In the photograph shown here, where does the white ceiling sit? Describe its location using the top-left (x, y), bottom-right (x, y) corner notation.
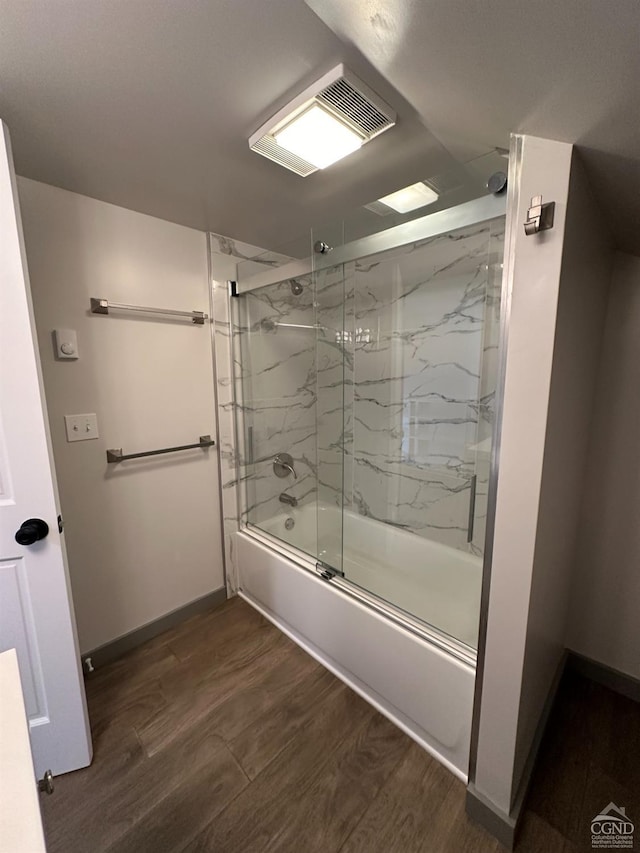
top-left (0, 0), bottom-right (460, 251)
top-left (307, 0), bottom-right (640, 255)
top-left (1, 1), bottom-right (638, 254)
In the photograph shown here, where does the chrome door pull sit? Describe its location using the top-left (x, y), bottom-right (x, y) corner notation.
top-left (467, 476), bottom-right (477, 544)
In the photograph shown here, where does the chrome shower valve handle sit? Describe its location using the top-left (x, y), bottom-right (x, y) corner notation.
top-left (273, 453), bottom-right (297, 479)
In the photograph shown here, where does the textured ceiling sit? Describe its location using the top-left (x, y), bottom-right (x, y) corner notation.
top-left (1, 1), bottom-right (638, 254)
top-left (307, 0), bottom-right (640, 255)
top-left (0, 0), bottom-right (460, 251)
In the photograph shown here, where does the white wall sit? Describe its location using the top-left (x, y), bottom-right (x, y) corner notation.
top-left (568, 251), bottom-right (640, 680)
top-left (18, 178), bottom-right (224, 653)
top-left (512, 155), bottom-right (612, 788)
top-left (472, 137), bottom-right (612, 818)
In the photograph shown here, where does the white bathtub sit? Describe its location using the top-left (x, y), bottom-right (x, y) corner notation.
top-left (236, 502), bottom-right (481, 780)
top-left (258, 503), bottom-right (483, 649)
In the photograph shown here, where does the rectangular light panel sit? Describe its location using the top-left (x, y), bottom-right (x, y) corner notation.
top-left (378, 182), bottom-right (440, 213)
top-left (274, 104), bottom-right (363, 170)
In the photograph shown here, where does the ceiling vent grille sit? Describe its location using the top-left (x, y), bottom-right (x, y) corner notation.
top-left (316, 79), bottom-right (393, 138)
top-left (251, 136), bottom-right (316, 178)
top-left (423, 173), bottom-right (464, 196)
top-left (363, 200), bottom-right (395, 217)
top-left (249, 64), bottom-right (396, 177)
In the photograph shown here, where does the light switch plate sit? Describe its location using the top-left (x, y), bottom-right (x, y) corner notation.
top-left (65, 413), bottom-right (99, 442)
top-left (54, 329), bottom-right (79, 360)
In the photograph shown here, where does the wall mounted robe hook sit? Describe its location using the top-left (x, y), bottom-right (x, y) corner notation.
top-left (524, 195), bottom-right (555, 235)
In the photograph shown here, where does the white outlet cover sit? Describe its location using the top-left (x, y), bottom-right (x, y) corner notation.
top-left (64, 413), bottom-right (99, 443)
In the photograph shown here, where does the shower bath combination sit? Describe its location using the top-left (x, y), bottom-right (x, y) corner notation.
top-left (215, 176), bottom-right (508, 778)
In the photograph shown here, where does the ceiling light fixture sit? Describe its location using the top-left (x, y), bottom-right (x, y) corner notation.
top-left (377, 182), bottom-right (440, 213)
top-left (274, 104), bottom-right (363, 170)
top-left (249, 64), bottom-right (396, 177)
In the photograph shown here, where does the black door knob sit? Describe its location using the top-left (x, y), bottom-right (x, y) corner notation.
top-left (15, 518), bottom-right (49, 546)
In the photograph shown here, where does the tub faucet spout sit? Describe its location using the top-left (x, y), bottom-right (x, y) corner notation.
top-left (279, 493), bottom-right (298, 507)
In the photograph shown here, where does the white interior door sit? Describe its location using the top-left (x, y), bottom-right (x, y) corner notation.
top-left (0, 120), bottom-right (92, 778)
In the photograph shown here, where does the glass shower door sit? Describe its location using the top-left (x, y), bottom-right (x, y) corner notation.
top-left (231, 152), bottom-right (508, 650)
top-left (312, 215), bottom-right (504, 649)
top-left (313, 260), bottom-right (347, 576)
top-left (234, 276), bottom-right (320, 561)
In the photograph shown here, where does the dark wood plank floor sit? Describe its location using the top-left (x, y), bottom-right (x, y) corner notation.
top-left (41, 598), bottom-right (640, 853)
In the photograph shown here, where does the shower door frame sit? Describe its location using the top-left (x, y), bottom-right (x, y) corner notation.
top-left (229, 191), bottom-right (507, 668)
top-left (235, 194), bottom-right (506, 295)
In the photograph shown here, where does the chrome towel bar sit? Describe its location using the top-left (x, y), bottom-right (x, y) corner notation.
top-left (106, 435), bottom-right (215, 463)
top-left (90, 297), bottom-right (208, 324)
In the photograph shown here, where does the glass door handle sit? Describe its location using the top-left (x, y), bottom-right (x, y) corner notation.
top-left (467, 476), bottom-right (477, 543)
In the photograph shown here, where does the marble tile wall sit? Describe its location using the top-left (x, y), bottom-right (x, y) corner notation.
top-left (337, 219), bottom-right (505, 553)
top-left (471, 219), bottom-right (505, 555)
top-left (209, 233), bottom-right (296, 594)
top-left (210, 217), bottom-right (505, 591)
top-left (234, 276), bottom-right (318, 530)
top-left (313, 262), bottom-right (354, 568)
